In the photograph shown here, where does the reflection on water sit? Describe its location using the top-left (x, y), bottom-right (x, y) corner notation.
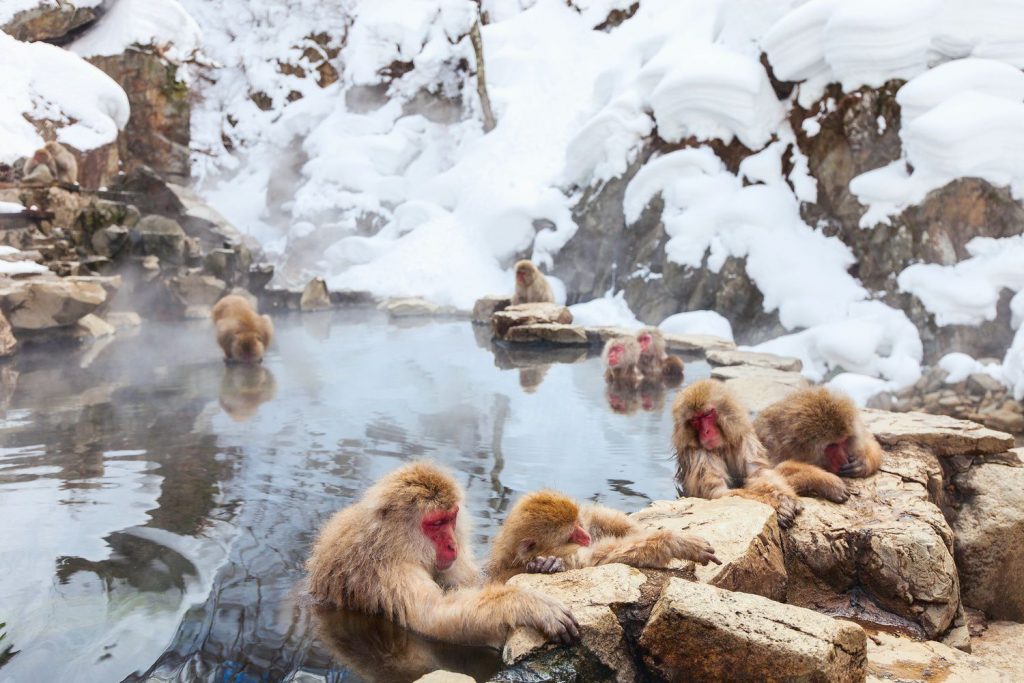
top-left (0, 311), bottom-right (710, 682)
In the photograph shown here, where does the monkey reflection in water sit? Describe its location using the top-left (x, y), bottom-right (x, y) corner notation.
top-left (219, 364), bottom-right (277, 422)
top-left (312, 606), bottom-right (502, 683)
top-left (605, 377), bottom-right (681, 415)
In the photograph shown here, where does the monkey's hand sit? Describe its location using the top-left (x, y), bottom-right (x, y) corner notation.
top-left (838, 455), bottom-right (868, 478)
top-left (819, 471), bottom-right (850, 503)
top-left (673, 533), bottom-right (722, 566)
top-left (526, 556), bottom-right (566, 574)
top-left (521, 593), bottom-right (580, 645)
top-left (775, 494), bottom-right (803, 529)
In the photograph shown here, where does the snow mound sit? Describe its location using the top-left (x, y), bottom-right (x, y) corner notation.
top-left (0, 32), bottom-right (130, 160)
top-left (897, 234), bottom-right (1024, 326)
top-left (1005, 328), bottom-right (1024, 400)
top-left (659, 310), bottom-right (734, 341)
top-left (70, 0), bottom-right (201, 65)
top-left (569, 292), bottom-right (642, 329)
top-left (938, 352), bottom-right (1003, 383)
top-left (896, 58), bottom-right (1024, 124)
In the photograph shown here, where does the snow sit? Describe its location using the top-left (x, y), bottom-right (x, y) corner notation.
top-left (659, 310), bottom-right (734, 341)
top-left (1005, 328), bottom-right (1024, 399)
top-left (897, 235), bottom-right (1024, 326)
top-left (70, 0), bottom-right (201, 65)
top-left (569, 292), bottom-right (642, 329)
top-left (826, 373), bottom-right (893, 406)
top-left (0, 33), bottom-right (130, 161)
top-left (938, 352), bottom-right (1003, 383)
top-left (0, 202), bottom-right (24, 214)
top-left (0, 245), bottom-right (49, 275)
top-left (895, 58), bottom-right (1024, 125)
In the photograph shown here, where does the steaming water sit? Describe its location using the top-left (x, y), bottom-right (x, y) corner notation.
top-left (0, 311), bottom-right (710, 683)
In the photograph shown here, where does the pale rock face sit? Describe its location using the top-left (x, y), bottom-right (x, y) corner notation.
top-left (490, 302), bottom-right (573, 339)
top-left (639, 578), bottom-right (866, 683)
top-left (0, 275), bottom-right (107, 329)
top-left (860, 409), bottom-right (1015, 456)
top-left (710, 364), bottom-right (810, 413)
top-left (866, 630), bottom-right (1012, 683)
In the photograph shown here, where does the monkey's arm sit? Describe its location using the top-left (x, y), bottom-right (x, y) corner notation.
top-left (579, 504), bottom-right (640, 539)
top-left (675, 451), bottom-right (732, 499)
top-left (575, 530), bottom-right (720, 568)
top-left (773, 460), bottom-right (849, 503)
top-left (398, 568), bottom-right (578, 648)
top-left (840, 432), bottom-right (883, 478)
top-left (732, 438), bottom-right (803, 527)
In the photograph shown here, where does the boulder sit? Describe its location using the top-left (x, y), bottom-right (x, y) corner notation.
top-left (970, 621), bottom-right (1024, 680)
top-left (505, 323), bottom-right (589, 345)
top-left (168, 273), bottom-right (227, 307)
top-left (785, 445), bottom-right (960, 639)
top-left (631, 497), bottom-right (787, 601)
top-left (0, 309), bottom-right (16, 357)
top-left (584, 326), bottom-right (637, 345)
top-left (639, 579), bottom-right (866, 682)
top-left (104, 311), bottom-right (141, 330)
top-left (300, 278), bottom-right (331, 311)
top-left (74, 313), bottom-right (115, 340)
top-left (91, 225), bottom-right (131, 258)
top-left (472, 295), bottom-right (510, 324)
top-left (662, 332), bottom-right (736, 354)
top-left (413, 672), bottom-right (475, 683)
top-left (860, 409), bottom-right (1015, 456)
top-left (710, 364), bottom-right (809, 412)
top-left (950, 453), bottom-right (1024, 621)
top-left (504, 564), bottom-right (646, 683)
top-left (133, 215), bottom-right (188, 265)
top-left (706, 348), bottom-right (802, 372)
top-left (0, 275), bottom-right (106, 329)
top-left (491, 303), bottom-right (573, 339)
top-left (2, 1), bottom-right (101, 42)
top-left (866, 631), bottom-right (1011, 682)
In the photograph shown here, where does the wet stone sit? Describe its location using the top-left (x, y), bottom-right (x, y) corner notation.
top-left (300, 277), bottom-right (331, 311)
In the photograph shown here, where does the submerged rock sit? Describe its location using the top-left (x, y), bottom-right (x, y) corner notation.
top-left (639, 579), bottom-right (866, 682)
top-left (0, 309), bottom-right (16, 357)
top-left (74, 313), bottom-right (115, 340)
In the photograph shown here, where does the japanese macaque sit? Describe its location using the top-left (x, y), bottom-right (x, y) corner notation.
top-left (636, 328), bottom-right (685, 382)
top-left (485, 490), bottom-right (719, 583)
top-left (672, 379), bottom-right (802, 527)
top-left (755, 387), bottom-right (882, 500)
top-left (602, 336), bottom-right (641, 386)
top-left (22, 141), bottom-right (78, 184)
top-left (512, 260), bottom-right (554, 305)
top-left (212, 294), bottom-right (274, 364)
top-left (306, 462), bottom-right (580, 648)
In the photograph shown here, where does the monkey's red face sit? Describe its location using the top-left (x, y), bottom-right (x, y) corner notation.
top-left (638, 334), bottom-right (652, 353)
top-left (516, 268), bottom-right (531, 285)
top-left (824, 438), bottom-right (850, 473)
top-left (422, 507), bottom-right (459, 570)
top-left (607, 344), bottom-right (625, 367)
top-left (689, 408), bottom-right (722, 449)
top-left (567, 522), bottom-right (591, 547)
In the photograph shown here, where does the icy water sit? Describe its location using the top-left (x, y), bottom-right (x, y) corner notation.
top-left (0, 311), bottom-right (710, 683)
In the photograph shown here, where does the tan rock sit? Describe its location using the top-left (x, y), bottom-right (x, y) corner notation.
top-left (379, 297), bottom-right (442, 318)
top-left (504, 564), bottom-right (646, 682)
top-left (168, 273), bottom-right (227, 307)
top-left (785, 445), bottom-right (960, 639)
top-left (73, 313), bottom-right (115, 340)
top-left (0, 309), bottom-right (16, 357)
top-left (0, 275), bottom-right (106, 329)
top-left (710, 364), bottom-right (810, 412)
top-left (639, 578), bottom-right (866, 683)
top-left (632, 497), bottom-right (786, 601)
top-left (970, 621), bottom-right (1024, 680)
top-left (505, 323), bottom-right (588, 345)
top-left (662, 332), bottom-right (736, 354)
top-left (706, 348), bottom-right (803, 372)
top-left (184, 305), bottom-right (212, 320)
top-left (300, 277), bottom-right (331, 311)
top-left (951, 457), bottom-right (1024, 621)
top-left (861, 409), bottom-right (1015, 456)
top-left (585, 326), bottom-right (637, 344)
top-left (491, 303), bottom-right (572, 339)
top-left (471, 295), bottom-right (510, 324)
top-left (866, 631), bottom-right (1011, 682)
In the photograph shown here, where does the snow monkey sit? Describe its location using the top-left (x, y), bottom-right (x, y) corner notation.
top-left (602, 335), bottom-right (641, 386)
top-left (755, 387), bottom-right (882, 500)
top-left (212, 294), bottom-right (274, 364)
top-left (636, 328), bottom-right (684, 382)
top-left (306, 462), bottom-right (580, 648)
top-left (512, 260), bottom-right (555, 305)
top-left (22, 141), bottom-right (78, 184)
top-left (672, 379), bottom-right (802, 527)
top-left (485, 490), bottom-right (719, 583)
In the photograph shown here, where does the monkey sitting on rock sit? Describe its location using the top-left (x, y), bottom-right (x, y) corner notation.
top-left (22, 141), bottom-right (78, 185)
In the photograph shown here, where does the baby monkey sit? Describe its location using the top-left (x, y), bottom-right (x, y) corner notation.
top-left (486, 490), bottom-right (719, 583)
top-left (22, 141), bottom-right (78, 184)
top-left (512, 260), bottom-right (555, 305)
top-left (212, 294), bottom-right (274, 364)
